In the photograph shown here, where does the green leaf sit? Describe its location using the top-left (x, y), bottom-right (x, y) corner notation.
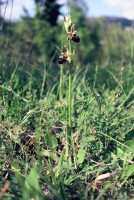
top-left (56, 150), bottom-right (65, 177)
top-left (121, 164), bottom-right (134, 186)
top-left (124, 165), bottom-right (134, 178)
top-left (117, 147), bottom-right (124, 158)
top-left (77, 148), bottom-right (86, 164)
top-left (44, 133), bottom-right (58, 149)
top-left (41, 150), bottom-right (57, 161)
top-left (27, 163), bottom-right (40, 192)
top-left (125, 140), bottom-right (134, 152)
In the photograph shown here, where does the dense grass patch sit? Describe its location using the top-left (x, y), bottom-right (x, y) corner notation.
top-left (0, 59), bottom-right (133, 199)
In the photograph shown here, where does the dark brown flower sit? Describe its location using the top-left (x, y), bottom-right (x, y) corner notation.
top-left (58, 56), bottom-right (67, 64)
top-left (72, 34), bottom-right (80, 42)
top-left (67, 27), bottom-right (80, 43)
top-left (58, 49), bottom-right (71, 65)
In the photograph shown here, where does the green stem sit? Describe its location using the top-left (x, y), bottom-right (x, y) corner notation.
top-left (59, 65), bottom-right (63, 100)
top-left (65, 65), bottom-right (72, 158)
top-left (68, 40), bottom-right (72, 127)
top-left (65, 41), bottom-right (72, 158)
top-left (68, 63), bottom-right (72, 127)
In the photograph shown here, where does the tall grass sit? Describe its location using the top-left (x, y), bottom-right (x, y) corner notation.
top-left (0, 53), bottom-right (134, 199)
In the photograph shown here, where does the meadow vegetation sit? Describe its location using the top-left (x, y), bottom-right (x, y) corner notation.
top-left (0, 0), bottom-right (134, 199)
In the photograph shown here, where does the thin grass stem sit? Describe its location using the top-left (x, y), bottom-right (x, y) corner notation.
top-left (59, 65), bottom-right (63, 100)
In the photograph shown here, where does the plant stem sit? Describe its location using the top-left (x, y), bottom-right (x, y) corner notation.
top-left (59, 65), bottom-right (63, 100)
top-left (65, 41), bottom-right (72, 158)
top-left (68, 63), bottom-right (72, 127)
top-left (65, 64), bottom-right (72, 158)
top-left (68, 40), bottom-right (72, 127)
